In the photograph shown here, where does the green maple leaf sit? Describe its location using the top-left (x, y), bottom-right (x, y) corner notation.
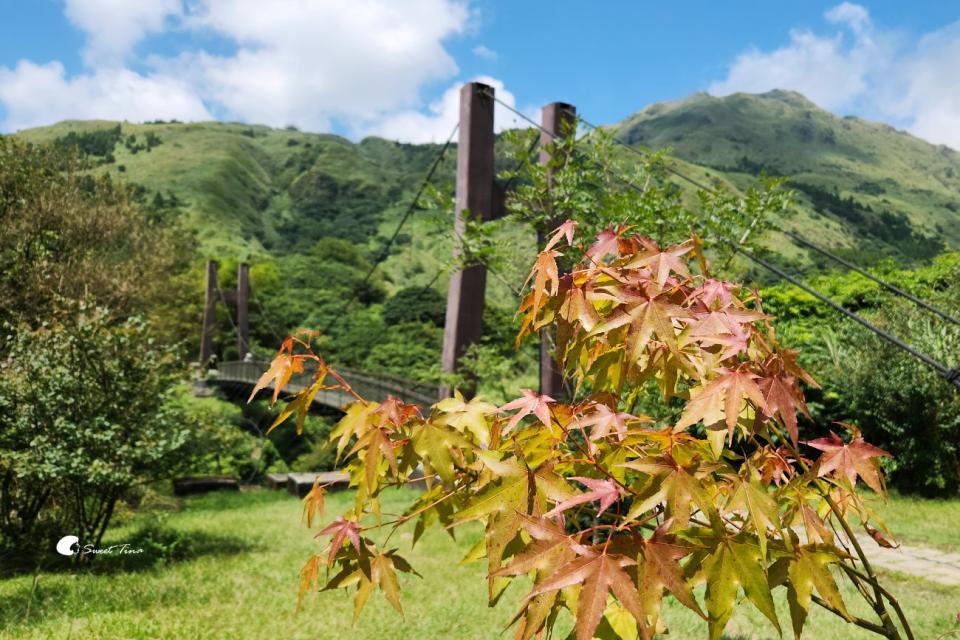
top-left (433, 391), bottom-right (496, 445)
top-left (703, 540), bottom-right (780, 640)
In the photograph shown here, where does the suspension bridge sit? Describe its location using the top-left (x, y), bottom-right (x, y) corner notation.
top-left (197, 81), bottom-right (960, 412)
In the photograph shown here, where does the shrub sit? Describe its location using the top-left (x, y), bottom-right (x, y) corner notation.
top-left (0, 309), bottom-right (190, 556)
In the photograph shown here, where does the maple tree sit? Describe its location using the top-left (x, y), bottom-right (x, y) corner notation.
top-left (252, 223), bottom-right (913, 639)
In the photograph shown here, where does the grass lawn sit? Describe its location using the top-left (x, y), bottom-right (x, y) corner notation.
top-left (864, 492), bottom-right (960, 551)
top-left (0, 488), bottom-right (957, 640)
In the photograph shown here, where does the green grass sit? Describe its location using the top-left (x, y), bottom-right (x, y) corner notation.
top-left (1, 489), bottom-right (958, 639)
top-left (866, 492), bottom-right (960, 551)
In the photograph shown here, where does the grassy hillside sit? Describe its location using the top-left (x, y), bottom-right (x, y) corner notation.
top-left (616, 90), bottom-right (960, 265)
top-left (19, 91), bottom-right (960, 277)
top-left (12, 91), bottom-right (959, 378)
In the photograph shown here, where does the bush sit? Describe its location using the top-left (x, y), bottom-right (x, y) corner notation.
top-left (383, 287), bottom-right (445, 326)
top-left (800, 306), bottom-right (960, 494)
top-left (264, 227), bottom-right (911, 639)
top-left (0, 309), bottom-right (190, 555)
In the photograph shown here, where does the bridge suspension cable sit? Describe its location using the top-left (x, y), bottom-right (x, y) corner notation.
top-left (735, 247), bottom-right (960, 388)
top-left (781, 230), bottom-right (960, 326)
top-left (216, 286), bottom-right (241, 341)
top-left (251, 292), bottom-right (287, 347)
top-left (322, 121), bottom-right (459, 333)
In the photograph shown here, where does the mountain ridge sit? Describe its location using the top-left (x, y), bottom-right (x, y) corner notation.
top-left (14, 89), bottom-right (960, 276)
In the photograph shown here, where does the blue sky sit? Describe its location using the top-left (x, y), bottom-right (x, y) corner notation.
top-left (1, 1), bottom-right (958, 147)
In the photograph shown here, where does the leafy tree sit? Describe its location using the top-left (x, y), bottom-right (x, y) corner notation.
top-left (0, 308), bottom-right (190, 558)
top-left (497, 123), bottom-right (793, 264)
top-left (0, 137), bottom-right (194, 345)
top-left (383, 287), bottom-right (445, 326)
top-left (54, 125), bottom-right (122, 157)
top-left (256, 225), bottom-right (912, 640)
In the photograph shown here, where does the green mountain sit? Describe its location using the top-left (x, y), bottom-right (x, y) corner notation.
top-left (615, 90), bottom-right (960, 264)
top-left (17, 90), bottom-right (960, 274)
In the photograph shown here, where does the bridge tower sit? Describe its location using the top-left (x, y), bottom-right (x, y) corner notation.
top-left (199, 260), bottom-right (251, 367)
top-left (441, 82), bottom-right (575, 398)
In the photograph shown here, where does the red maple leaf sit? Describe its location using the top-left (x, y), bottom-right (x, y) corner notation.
top-left (693, 279), bottom-right (739, 308)
top-left (543, 219), bottom-right (578, 252)
top-left (317, 516), bottom-right (361, 565)
top-left (806, 427), bottom-right (891, 494)
top-left (498, 389), bottom-right (555, 433)
top-left (544, 476), bottom-right (624, 518)
top-left (625, 238), bottom-right (692, 287)
top-left (585, 227), bottom-right (620, 263)
top-left (575, 403), bottom-right (643, 442)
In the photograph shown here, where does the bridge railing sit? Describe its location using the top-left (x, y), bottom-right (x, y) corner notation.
top-left (215, 360), bottom-right (441, 408)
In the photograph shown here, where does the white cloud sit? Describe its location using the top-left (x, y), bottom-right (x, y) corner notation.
top-left (472, 45), bottom-right (497, 60)
top-left (364, 75), bottom-right (535, 143)
top-left (64, 0), bottom-right (182, 66)
top-left (887, 22), bottom-right (960, 149)
top-left (0, 60), bottom-right (210, 131)
top-left (173, 0), bottom-right (470, 131)
top-left (710, 2), bottom-right (960, 149)
top-left (825, 2), bottom-right (870, 35)
top-left (0, 0), bottom-right (487, 136)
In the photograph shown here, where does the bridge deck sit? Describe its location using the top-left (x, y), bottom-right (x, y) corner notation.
top-left (207, 360), bottom-right (441, 410)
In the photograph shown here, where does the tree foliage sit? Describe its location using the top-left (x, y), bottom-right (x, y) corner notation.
top-left (0, 136), bottom-right (193, 342)
top-left (256, 224), bottom-right (912, 639)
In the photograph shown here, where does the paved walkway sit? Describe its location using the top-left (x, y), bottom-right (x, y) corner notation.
top-left (853, 534), bottom-right (960, 586)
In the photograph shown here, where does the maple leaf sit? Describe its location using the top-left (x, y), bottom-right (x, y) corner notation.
top-left (267, 370), bottom-right (337, 435)
top-left (523, 250), bottom-right (562, 322)
top-left (498, 389), bottom-right (555, 433)
top-left (492, 515), bottom-right (586, 578)
top-left (318, 516), bottom-right (362, 565)
top-left (806, 428), bottom-right (891, 495)
top-left (525, 550), bottom-right (644, 640)
top-left (543, 219), bottom-right (577, 252)
top-left (758, 372), bottom-right (810, 445)
top-left (675, 368), bottom-right (767, 440)
top-left (374, 395), bottom-right (420, 429)
top-left (349, 426), bottom-right (401, 492)
top-left (301, 476), bottom-right (326, 528)
top-left (704, 540), bottom-right (780, 640)
top-left (725, 470), bottom-right (781, 558)
top-left (433, 391), bottom-right (496, 445)
top-left (749, 445), bottom-right (797, 487)
top-left (558, 285), bottom-right (601, 333)
top-left (688, 310), bottom-right (758, 361)
top-left (769, 545), bottom-right (851, 638)
top-left (622, 455), bottom-right (716, 530)
top-left (586, 227), bottom-right (620, 263)
top-left (637, 521), bottom-right (705, 639)
top-left (297, 553), bottom-right (325, 608)
top-left (865, 524), bottom-right (899, 549)
top-left (544, 476), bottom-right (624, 518)
top-left (575, 403), bottom-right (644, 442)
top-left (590, 293), bottom-right (687, 367)
top-left (412, 420), bottom-right (471, 485)
top-left (625, 238), bottom-right (692, 287)
top-left (329, 400), bottom-right (379, 459)
top-left (694, 279), bottom-right (739, 308)
top-left (248, 347), bottom-right (304, 404)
